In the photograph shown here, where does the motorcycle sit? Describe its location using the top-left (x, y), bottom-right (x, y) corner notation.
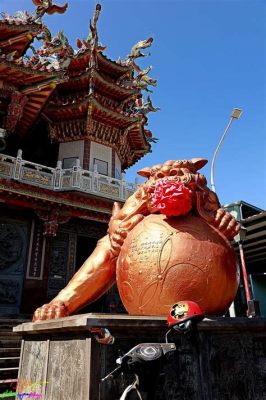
top-left (101, 301), bottom-right (204, 399)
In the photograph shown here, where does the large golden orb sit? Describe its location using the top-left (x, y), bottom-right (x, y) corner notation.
top-left (117, 214), bottom-right (239, 316)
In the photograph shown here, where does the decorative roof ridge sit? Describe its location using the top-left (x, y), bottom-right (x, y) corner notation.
top-left (0, 54), bottom-right (66, 76)
top-left (1, 1), bottom-right (68, 26)
top-left (0, 19), bottom-right (40, 30)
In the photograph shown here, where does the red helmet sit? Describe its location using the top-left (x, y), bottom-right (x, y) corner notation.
top-left (167, 301), bottom-right (204, 328)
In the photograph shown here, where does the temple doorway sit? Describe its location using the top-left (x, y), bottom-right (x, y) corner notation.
top-left (75, 236), bottom-right (98, 272)
top-left (0, 218), bottom-right (29, 314)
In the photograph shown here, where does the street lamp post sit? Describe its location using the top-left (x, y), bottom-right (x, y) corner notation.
top-left (210, 108), bottom-right (242, 318)
top-left (210, 108), bottom-right (260, 317)
top-left (210, 108), bottom-right (242, 193)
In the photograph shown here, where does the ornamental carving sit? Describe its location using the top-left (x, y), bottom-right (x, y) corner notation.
top-left (48, 119), bottom-right (87, 142)
top-left (0, 223), bottom-right (23, 270)
top-left (0, 280), bottom-right (20, 304)
top-left (99, 182), bottom-right (120, 197)
top-left (47, 232), bottom-right (69, 299)
top-left (35, 207), bottom-right (71, 236)
top-left (0, 163), bottom-right (12, 176)
top-left (5, 91), bottom-right (28, 133)
top-left (0, 84), bottom-right (28, 134)
top-left (22, 169), bottom-right (52, 186)
top-left (49, 249), bottom-right (67, 277)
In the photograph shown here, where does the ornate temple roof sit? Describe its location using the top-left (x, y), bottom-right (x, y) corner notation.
top-left (0, 56), bottom-right (65, 136)
top-left (0, 1), bottom-right (159, 169)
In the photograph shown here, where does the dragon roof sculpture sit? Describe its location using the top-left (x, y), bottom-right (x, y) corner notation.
top-left (1, 0), bottom-right (68, 25)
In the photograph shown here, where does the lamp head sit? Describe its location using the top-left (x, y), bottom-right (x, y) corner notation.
top-left (231, 108), bottom-right (242, 119)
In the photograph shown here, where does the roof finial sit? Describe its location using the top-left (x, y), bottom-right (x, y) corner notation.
top-left (88, 3), bottom-right (102, 45)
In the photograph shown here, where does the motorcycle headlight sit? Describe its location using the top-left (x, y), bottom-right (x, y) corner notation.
top-left (136, 344), bottom-right (162, 361)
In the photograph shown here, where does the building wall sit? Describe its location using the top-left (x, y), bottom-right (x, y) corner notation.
top-left (115, 152), bottom-right (122, 179)
top-left (58, 140), bottom-right (84, 168)
top-left (90, 142), bottom-right (112, 176)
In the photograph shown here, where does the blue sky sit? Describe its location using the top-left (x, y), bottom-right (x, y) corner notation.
top-left (2, 0), bottom-right (266, 209)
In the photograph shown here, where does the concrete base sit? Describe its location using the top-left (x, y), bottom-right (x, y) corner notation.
top-left (14, 314), bottom-right (266, 400)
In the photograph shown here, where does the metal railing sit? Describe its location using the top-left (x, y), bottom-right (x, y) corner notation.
top-left (0, 150), bottom-right (138, 201)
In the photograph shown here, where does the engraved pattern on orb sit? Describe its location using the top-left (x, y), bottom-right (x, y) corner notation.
top-left (117, 214), bottom-right (238, 316)
top-left (0, 223), bottom-right (23, 270)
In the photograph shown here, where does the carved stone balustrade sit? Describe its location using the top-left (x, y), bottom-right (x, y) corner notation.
top-left (0, 151), bottom-right (137, 201)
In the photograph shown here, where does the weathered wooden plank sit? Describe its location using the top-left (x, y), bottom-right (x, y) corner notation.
top-left (17, 339), bottom-right (48, 398)
top-left (45, 338), bottom-right (90, 400)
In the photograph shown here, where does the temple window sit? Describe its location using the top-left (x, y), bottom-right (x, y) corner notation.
top-left (62, 157), bottom-right (79, 169)
top-left (89, 142), bottom-right (112, 176)
top-left (93, 158), bottom-right (108, 176)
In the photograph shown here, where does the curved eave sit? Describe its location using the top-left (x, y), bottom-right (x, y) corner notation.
top-left (94, 69), bottom-right (136, 99)
top-left (68, 48), bottom-right (114, 70)
top-left (121, 123), bottom-right (151, 170)
top-left (46, 96), bottom-right (141, 128)
top-left (56, 68), bottom-right (136, 100)
top-left (69, 48), bottom-right (130, 78)
top-left (122, 149), bottom-right (151, 171)
top-left (68, 49), bottom-right (91, 71)
top-left (97, 52), bottom-right (131, 79)
top-left (45, 99), bottom-right (89, 121)
top-left (90, 98), bottom-right (141, 128)
top-left (127, 123), bottom-right (151, 151)
top-left (16, 82), bottom-right (62, 137)
top-left (0, 20), bottom-right (40, 57)
top-left (0, 58), bottom-right (65, 86)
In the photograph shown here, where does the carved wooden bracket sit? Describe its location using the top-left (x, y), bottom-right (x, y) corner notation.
top-left (5, 91), bottom-right (28, 133)
top-left (35, 207), bottom-right (71, 237)
top-left (0, 83), bottom-right (28, 133)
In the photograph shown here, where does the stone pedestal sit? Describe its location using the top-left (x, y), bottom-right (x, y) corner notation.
top-left (14, 314), bottom-right (266, 400)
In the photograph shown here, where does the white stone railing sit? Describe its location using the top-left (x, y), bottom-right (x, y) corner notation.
top-left (0, 150), bottom-right (138, 201)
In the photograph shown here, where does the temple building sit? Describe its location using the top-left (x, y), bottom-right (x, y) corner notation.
top-left (0, 2), bottom-right (159, 315)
